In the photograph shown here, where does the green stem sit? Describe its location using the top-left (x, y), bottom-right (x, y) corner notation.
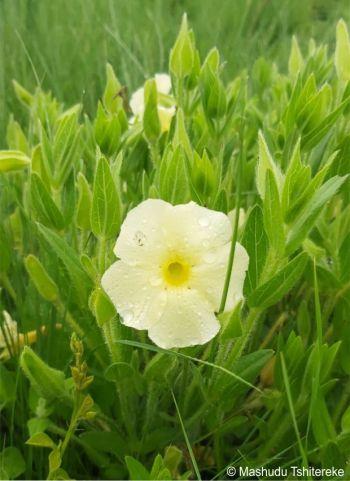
top-left (102, 318), bottom-right (120, 363)
top-left (59, 391), bottom-right (82, 470)
top-left (55, 301), bottom-right (105, 367)
top-left (218, 129), bottom-right (244, 313)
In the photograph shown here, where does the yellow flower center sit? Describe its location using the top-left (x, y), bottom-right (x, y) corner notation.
top-left (162, 258), bottom-right (190, 287)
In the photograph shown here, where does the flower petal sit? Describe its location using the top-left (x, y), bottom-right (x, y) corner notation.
top-left (130, 87), bottom-right (144, 116)
top-left (148, 289), bottom-right (220, 348)
top-left (191, 242), bottom-right (249, 312)
top-left (101, 261), bottom-right (166, 330)
top-left (155, 73), bottom-right (171, 94)
top-left (158, 106), bottom-right (176, 132)
top-left (115, 199), bottom-right (173, 266)
top-left (172, 202), bottom-right (232, 255)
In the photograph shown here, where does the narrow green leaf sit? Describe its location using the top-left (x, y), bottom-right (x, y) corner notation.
top-left (242, 205), bottom-right (268, 293)
top-left (125, 456), bottom-right (150, 480)
top-left (256, 131), bottom-right (283, 199)
top-left (30, 173), bottom-right (65, 230)
top-left (335, 19), bottom-right (350, 81)
top-left (171, 390), bottom-right (201, 481)
top-left (0, 149), bottom-right (30, 172)
top-left (37, 223), bottom-right (92, 304)
top-left (286, 175), bottom-right (347, 254)
top-left (263, 170), bottom-right (285, 255)
top-left (91, 156), bottom-right (122, 239)
top-left (248, 252), bottom-right (308, 309)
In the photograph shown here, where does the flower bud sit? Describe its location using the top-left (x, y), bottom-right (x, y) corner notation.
top-left (25, 255), bottom-right (59, 302)
top-left (20, 346), bottom-right (70, 402)
top-left (0, 150), bottom-right (31, 173)
top-left (200, 49), bottom-right (227, 120)
top-left (169, 14), bottom-right (194, 79)
top-left (90, 288), bottom-right (116, 327)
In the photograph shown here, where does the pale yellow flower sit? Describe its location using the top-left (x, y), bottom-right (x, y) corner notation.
top-left (102, 199), bottom-right (249, 349)
top-left (129, 73), bottom-right (175, 132)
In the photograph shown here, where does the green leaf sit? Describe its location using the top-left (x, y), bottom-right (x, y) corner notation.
top-left (219, 349), bottom-right (273, 396)
top-left (125, 455), bottom-right (150, 480)
top-left (92, 288), bottom-right (116, 327)
top-left (52, 110), bottom-right (81, 188)
top-left (341, 406), bottom-right (350, 433)
top-left (49, 446), bottom-right (62, 473)
top-left (158, 146), bottom-right (190, 204)
top-left (286, 175), bottom-right (347, 254)
top-left (6, 117), bottom-right (30, 154)
top-left (103, 63), bottom-right (122, 114)
top-left (172, 108), bottom-right (192, 162)
top-left (20, 346), bottom-right (70, 403)
top-left (200, 49), bottom-right (227, 119)
top-left (104, 362), bottom-right (135, 382)
top-left (171, 390), bottom-right (201, 480)
top-left (0, 149), bottom-right (30, 172)
top-left (219, 302), bottom-right (243, 341)
top-left (12, 79), bottom-right (33, 106)
top-left (242, 205), bottom-right (268, 294)
top-left (30, 173), bottom-right (65, 230)
top-left (256, 131), bottom-right (283, 199)
top-left (143, 79), bottom-right (161, 143)
top-left (53, 110), bottom-right (81, 186)
top-left (25, 254), bottom-right (59, 302)
top-left (144, 352), bottom-right (177, 383)
top-left (311, 396), bottom-right (337, 446)
top-left (37, 223), bottom-right (92, 305)
top-left (26, 432), bottom-right (56, 449)
top-left (0, 447), bottom-right (25, 480)
top-left (335, 19), bottom-right (350, 81)
top-left (169, 13), bottom-right (194, 78)
top-left (76, 172), bottom-right (92, 231)
top-left (91, 155), bottom-right (122, 239)
top-left (94, 102), bottom-right (121, 156)
top-left (263, 170), bottom-right (285, 255)
top-left (248, 252), bottom-right (308, 309)
top-left (281, 138), bottom-right (311, 222)
top-left (288, 36), bottom-right (303, 78)
top-left (302, 96), bottom-right (350, 150)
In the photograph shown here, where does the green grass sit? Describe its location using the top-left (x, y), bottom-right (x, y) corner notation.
top-left (0, 0), bottom-right (349, 144)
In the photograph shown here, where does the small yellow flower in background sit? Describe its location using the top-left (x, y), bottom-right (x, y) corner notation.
top-left (102, 199), bottom-right (249, 349)
top-left (0, 311), bottom-right (62, 360)
top-left (130, 73), bottom-right (176, 132)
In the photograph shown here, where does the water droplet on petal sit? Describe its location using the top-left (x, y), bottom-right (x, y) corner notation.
top-left (203, 251), bottom-right (217, 264)
top-left (150, 276), bottom-right (162, 287)
top-left (198, 217), bottom-right (210, 227)
top-left (123, 310), bottom-right (133, 323)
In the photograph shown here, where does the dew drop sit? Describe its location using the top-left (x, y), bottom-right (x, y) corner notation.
top-left (134, 230), bottom-right (146, 246)
top-left (123, 310), bottom-right (133, 323)
top-left (150, 276), bottom-right (162, 287)
top-left (203, 251), bottom-right (216, 264)
top-left (198, 217), bottom-right (210, 227)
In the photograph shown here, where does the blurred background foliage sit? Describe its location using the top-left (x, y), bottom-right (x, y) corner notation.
top-left (0, 0), bottom-right (349, 144)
